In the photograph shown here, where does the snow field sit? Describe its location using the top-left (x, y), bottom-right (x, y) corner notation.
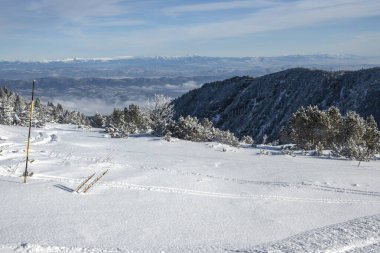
top-left (1, 124), bottom-right (380, 252)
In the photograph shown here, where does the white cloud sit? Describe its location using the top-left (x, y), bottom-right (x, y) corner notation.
top-left (181, 81), bottom-right (200, 90)
top-left (83, 0), bottom-right (380, 58)
top-left (91, 19), bottom-right (146, 27)
top-left (164, 0), bottom-right (276, 14)
top-left (163, 81), bottom-right (200, 90)
top-left (130, 0), bottom-right (380, 42)
top-left (0, 0), bottom-right (131, 36)
top-left (50, 97), bottom-right (130, 115)
top-left (28, 0), bottom-right (126, 21)
top-left (2, 0), bottom-right (380, 58)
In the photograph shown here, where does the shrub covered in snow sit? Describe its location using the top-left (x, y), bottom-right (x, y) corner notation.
top-left (104, 104), bottom-right (149, 136)
top-left (169, 115), bottom-right (240, 147)
top-left (104, 125), bottom-right (129, 138)
top-left (164, 131), bottom-right (172, 142)
top-left (240, 135), bottom-right (254, 144)
top-left (91, 112), bottom-right (105, 128)
top-left (143, 94), bottom-right (174, 136)
top-left (101, 95), bottom-right (239, 146)
top-left (124, 104), bottom-right (149, 134)
top-left (283, 105), bottom-right (380, 160)
top-left (213, 129), bottom-right (240, 147)
top-left (332, 113), bottom-right (380, 161)
top-left (170, 116), bottom-right (208, 142)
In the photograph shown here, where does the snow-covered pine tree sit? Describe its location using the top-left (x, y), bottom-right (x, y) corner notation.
top-left (363, 115), bottom-right (380, 157)
top-left (285, 105), bottom-right (343, 150)
top-left (92, 112), bottom-right (105, 128)
top-left (340, 111), bottom-right (366, 143)
top-left (123, 104), bottom-right (148, 134)
top-left (167, 115), bottom-right (239, 146)
top-left (0, 88), bottom-right (91, 127)
top-left (213, 129), bottom-right (240, 147)
top-left (144, 94), bottom-right (174, 136)
top-left (13, 95), bottom-right (22, 115)
top-left (0, 99), bottom-right (14, 125)
top-left (19, 103), bottom-right (30, 126)
top-left (111, 108), bottom-right (125, 129)
top-left (170, 115), bottom-right (204, 141)
top-left (326, 106), bottom-right (343, 146)
top-left (332, 111), bottom-right (380, 162)
top-left (201, 118), bottom-right (216, 141)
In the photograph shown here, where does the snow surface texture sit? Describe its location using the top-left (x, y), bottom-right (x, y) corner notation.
top-left (1, 124), bottom-right (380, 252)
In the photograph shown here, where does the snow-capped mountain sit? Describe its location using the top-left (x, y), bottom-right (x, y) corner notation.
top-left (1, 55), bottom-right (379, 80)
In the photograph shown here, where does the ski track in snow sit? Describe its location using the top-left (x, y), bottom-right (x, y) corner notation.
top-left (1, 173), bottom-right (379, 205)
top-left (146, 166), bottom-right (380, 199)
top-left (231, 214), bottom-right (380, 253)
top-left (2, 214), bottom-right (380, 253)
top-left (98, 182), bottom-right (380, 204)
top-left (1, 142), bottom-right (380, 204)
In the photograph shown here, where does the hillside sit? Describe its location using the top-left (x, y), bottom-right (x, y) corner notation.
top-left (173, 67), bottom-right (380, 142)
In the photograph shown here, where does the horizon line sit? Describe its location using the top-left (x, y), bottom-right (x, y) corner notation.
top-left (1, 53), bottom-right (380, 63)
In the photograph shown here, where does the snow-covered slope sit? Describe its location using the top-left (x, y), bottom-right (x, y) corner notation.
top-left (1, 124), bottom-right (380, 252)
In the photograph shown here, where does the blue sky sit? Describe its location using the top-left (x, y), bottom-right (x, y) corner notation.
top-left (1, 0), bottom-right (380, 60)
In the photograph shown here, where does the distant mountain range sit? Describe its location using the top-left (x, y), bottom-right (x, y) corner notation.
top-left (1, 55), bottom-right (380, 117)
top-left (1, 55), bottom-right (380, 80)
top-left (172, 67), bottom-right (380, 142)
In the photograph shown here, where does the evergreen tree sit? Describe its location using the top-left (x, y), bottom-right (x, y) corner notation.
top-left (144, 94), bottom-right (174, 136)
top-left (168, 115), bottom-right (240, 147)
top-left (284, 106), bottom-right (380, 161)
top-left (111, 108), bottom-right (125, 129)
top-left (92, 112), bottom-right (105, 128)
top-left (326, 106), bottom-right (342, 145)
top-left (14, 95), bottom-right (22, 114)
top-left (124, 104), bottom-right (148, 133)
top-left (0, 99), bottom-right (14, 125)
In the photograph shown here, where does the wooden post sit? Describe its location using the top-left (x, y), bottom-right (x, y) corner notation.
top-left (23, 80), bottom-right (35, 184)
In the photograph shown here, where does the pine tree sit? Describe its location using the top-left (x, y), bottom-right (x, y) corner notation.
top-left (326, 106), bottom-right (342, 146)
top-left (14, 95), bottom-right (22, 114)
top-left (144, 94), bottom-right (174, 136)
top-left (122, 104), bottom-right (148, 134)
top-left (0, 99), bottom-right (14, 125)
top-left (363, 116), bottom-right (380, 156)
top-left (92, 112), bottom-right (105, 128)
top-left (111, 108), bottom-right (125, 129)
top-left (18, 103), bottom-right (30, 126)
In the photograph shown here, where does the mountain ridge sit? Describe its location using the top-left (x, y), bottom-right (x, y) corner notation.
top-left (172, 67), bottom-right (380, 142)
